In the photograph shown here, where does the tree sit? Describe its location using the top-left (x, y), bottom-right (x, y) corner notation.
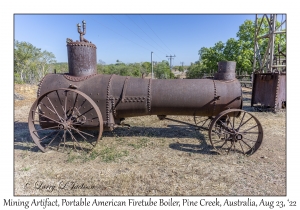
top-left (186, 61), bottom-right (205, 79)
top-left (197, 18), bottom-right (286, 75)
top-left (14, 40), bottom-right (56, 84)
top-left (154, 60), bottom-right (173, 79)
top-left (198, 41), bottom-right (225, 74)
top-left (53, 62), bottom-right (68, 74)
top-left (178, 66), bottom-right (184, 72)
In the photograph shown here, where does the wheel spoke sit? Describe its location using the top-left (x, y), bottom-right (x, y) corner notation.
top-left (33, 125), bottom-right (59, 133)
top-left (227, 141), bottom-right (234, 154)
top-left (242, 136), bottom-right (257, 143)
top-left (71, 93), bottom-right (79, 115)
top-left (40, 102), bottom-right (55, 114)
top-left (33, 110), bottom-right (62, 124)
top-left (36, 130), bottom-right (57, 141)
top-left (70, 126), bottom-right (87, 140)
top-left (220, 140), bottom-right (228, 149)
top-left (44, 130), bottom-right (61, 148)
top-left (213, 127), bottom-right (232, 136)
top-left (32, 120), bottom-right (56, 123)
top-left (211, 139), bottom-right (226, 145)
top-left (227, 117), bottom-right (234, 129)
top-left (237, 112), bottom-right (246, 131)
top-left (64, 90), bottom-right (68, 119)
top-left (239, 141), bottom-right (246, 155)
top-left (240, 125), bottom-right (258, 133)
top-left (55, 90), bottom-right (63, 106)
top-left (77, 99), bottom-right (88, 112)
top-left (70, 126), bottom-right (95, 138)
top-left (66, 129), bottom-right (83, 151)
top-left (238, 116), bottom-right (254, 130)
top-left (46, 95), bottom-right (63, 121)
top-left (240, 131), bottom-right (260, 134)
top-left (75, 107), bottom-right (94, 119)
top-left (241, 139), bottom-right (253, 149)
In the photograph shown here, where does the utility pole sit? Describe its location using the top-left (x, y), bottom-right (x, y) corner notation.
top-left (166, 54), bottom-right (176, 71)
top-left (151, 51), bottom-right (153, 79)
top-left (180, 62), bottom-right (184, 71)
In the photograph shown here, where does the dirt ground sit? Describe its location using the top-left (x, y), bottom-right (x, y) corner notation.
top-left (14, 84), bottom-right (286, 196)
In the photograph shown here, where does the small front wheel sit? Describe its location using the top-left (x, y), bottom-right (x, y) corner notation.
top-left (208, 109), bottom-right (263, 155)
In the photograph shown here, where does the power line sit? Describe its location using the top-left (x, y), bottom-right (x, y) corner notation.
top-left (126, 15), bottom-right (171, 56)
top-left (139, 15), bottom-right (174, 55)
top-left (92, 17), bottom-right (150, 52)
top-left (91, 17), bottom-right (164, 62)
top-left (112, 15), bottom-right (165, 58)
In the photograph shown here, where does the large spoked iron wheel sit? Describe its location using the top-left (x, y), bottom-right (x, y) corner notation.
top-left (28, 88), bottom-right (103, 153)
top-left (208, 109), bottom-right (263, 155)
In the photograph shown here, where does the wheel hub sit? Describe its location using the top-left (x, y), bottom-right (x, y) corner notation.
top-left (235, 133), bottom-right (243, 141)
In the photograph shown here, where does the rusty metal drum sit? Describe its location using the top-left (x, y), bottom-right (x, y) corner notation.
top-left (67, 42), bottom-right (97, 77)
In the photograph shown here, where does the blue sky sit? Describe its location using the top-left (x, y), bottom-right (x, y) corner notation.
top-left (14, 14), bottom-right (257, 66)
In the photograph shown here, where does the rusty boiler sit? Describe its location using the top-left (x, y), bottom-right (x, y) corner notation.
top-left (28, 21), bottom-right (263, 156)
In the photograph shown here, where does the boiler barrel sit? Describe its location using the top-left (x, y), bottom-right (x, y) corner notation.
top-left (37, 74), bottom-right (242, 126)
top-left (116, 78), bottom-right (242, 118)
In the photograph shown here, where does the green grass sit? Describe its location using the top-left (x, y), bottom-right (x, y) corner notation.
top-left (66, 147), bottom-right (129, 163)
top-left (99, 147), bottom-right (129, 162)
top-left (128, 138), bottom-right (149, 149)
top-left (21, 167), bottom-right (30, 171)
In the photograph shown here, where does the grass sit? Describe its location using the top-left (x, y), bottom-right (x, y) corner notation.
top-left (66, 147), bottom-right (129, 163)
top-left (128, 138), bottom-right (150, 149)
top-left (21, 167), bottom-right (30, 171)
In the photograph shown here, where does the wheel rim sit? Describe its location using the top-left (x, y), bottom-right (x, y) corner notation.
top-left (208, 109), bottom-right (263, 155)
top-left (28, 88), bottom-right (103, 153)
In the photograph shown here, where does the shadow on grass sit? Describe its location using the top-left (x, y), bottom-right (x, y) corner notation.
top-left (169, 142), bottom-right (218, 155)
top-left (14, 120), bottom-right (216, 154)
top-left (14, 121), bottom-right (40, 152)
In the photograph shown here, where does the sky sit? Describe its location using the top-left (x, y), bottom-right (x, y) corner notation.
top-left (14, 14), bottom-right (258, 66)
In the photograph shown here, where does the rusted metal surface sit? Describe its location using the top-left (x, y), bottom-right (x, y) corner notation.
top-left (251, 72), bottom-right (286, 111)
top-left (67, 20), bottom-right (97, 77)
top-left (64, 73), bottom-right (97, 82)
top-left (38, 72), bottom-right (242, 127)
top-left (28, 21), bottom-right (264, 155)
top-left (214, 61), bottom-right (236, 81)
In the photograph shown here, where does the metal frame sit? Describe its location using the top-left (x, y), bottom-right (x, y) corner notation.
top-left (252, 14), bottom-right (286, 73)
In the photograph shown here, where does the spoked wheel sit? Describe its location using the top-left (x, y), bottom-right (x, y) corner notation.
top-left (28, 88), bottom-right (103, 153)
top-left (208, 109), bottom-right (263, 155)
top-left (194, 115), bottom-right (211, 131)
